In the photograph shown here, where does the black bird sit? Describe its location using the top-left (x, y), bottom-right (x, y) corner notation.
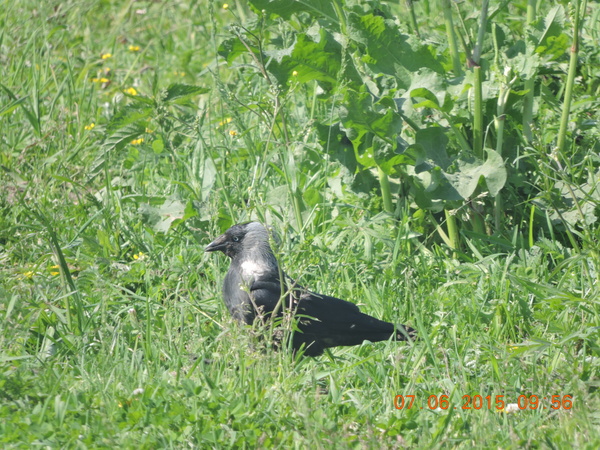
top-left (205, 222), bottom-right (416, 356)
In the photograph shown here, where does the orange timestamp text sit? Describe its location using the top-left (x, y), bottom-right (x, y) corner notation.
top-left (394, 394), bottom-right (573, 411)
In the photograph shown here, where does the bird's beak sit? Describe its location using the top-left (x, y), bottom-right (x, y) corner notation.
top-left (205, 233), bottom-right (227, 253)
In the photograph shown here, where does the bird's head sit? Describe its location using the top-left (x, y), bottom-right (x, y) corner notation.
top-left (205, 222), bottom-right (275, 261)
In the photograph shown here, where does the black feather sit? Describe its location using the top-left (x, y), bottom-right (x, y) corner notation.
top-left (206, 222), bottom-right (416, 356)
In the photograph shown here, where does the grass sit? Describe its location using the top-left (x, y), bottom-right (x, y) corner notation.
top-left (1, 0), bottom-right (599, 447)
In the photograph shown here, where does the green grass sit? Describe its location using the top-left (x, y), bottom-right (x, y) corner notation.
top-left (1, 0), bottom-right (599, 447)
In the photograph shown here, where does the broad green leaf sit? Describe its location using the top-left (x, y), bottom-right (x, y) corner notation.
top-left (315, 122), bottom-right (358, 173)
top-left (346, 13), bottom-right (443, 88)
top-left (218, 38), bottom-right (257, 64)
top-left (103, 123), bottom-right (146, 152)
top-left (266, 32), bottom-right (341, 86)
top-left (139, 199), bottom-right (187, 233)
top-left (106, 104), bottom-right (153, 134)
top-left (443, 149), bottom-right (507, 198)
top-left (163, 84), bottom-right (209, 103)
top-left (152, 139), bottom-right (164, 154)
top-left (411, 127), bottom-right (452, 171)
top-left (339, 89), bottom-right (403, 142)
top-left (249, 0), bottom-right (337, 21)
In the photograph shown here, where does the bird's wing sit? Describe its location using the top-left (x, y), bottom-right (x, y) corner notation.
top-left (249, 279), bottom-right (285, 313)
top-left (294, 292), bottom-right (398, 348)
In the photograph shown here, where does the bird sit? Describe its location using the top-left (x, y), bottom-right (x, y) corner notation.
top-left (205, 222), bottom-right (416, 356)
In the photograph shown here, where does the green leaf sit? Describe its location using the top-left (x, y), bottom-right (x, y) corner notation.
top-left (218, 38), bottom-right (256, 64)
top-left (347, 13), bottom-right (443, 88)
top-left (163, 84), bottom-right (209, 103)
top-left (411, 127), bottom-right (452, 171)
top-left (152, 139), bottom-right (164, 154)
top-left (248, 0), bottom-right (336, 21)
top-left (106, 104), bottom-right (153, 134)
top-left (339, 89), bottom-right (403, 142)
top-left (266, 31), bottom-right (341, 87)
top-left (103, 123), bottom-right (146, 152)
top-left (139, 199), bottom-right (187, 233)
top-left (443, 149), bottom-right (507, 199)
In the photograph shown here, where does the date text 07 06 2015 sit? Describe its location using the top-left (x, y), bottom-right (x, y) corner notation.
top-left (394, 394), bottom-right (573, 411)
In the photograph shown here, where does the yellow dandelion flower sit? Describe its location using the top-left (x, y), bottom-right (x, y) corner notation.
top-left (223, 3), bottom-right (229, 10)
top-left (101, 53), bottom-right (112, 60)
top-left (124, 87), bottom-right (138, 96)
top-left (133, 251), bottom-right (145, 260)
top-left (229, 130), bottom-right (238, 136)
top-left (129, 45), bottom-right (141, 52)
top-left (131, 138), bottom-right (144, 145)
top-left (84, 123), bottom-right (95, 131)
top-left (99, 77), bottom-right (110, 83)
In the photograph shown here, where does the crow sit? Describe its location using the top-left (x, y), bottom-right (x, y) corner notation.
top-left (205, 222), bottom-right (416, 356)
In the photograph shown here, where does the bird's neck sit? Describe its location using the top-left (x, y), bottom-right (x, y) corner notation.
top-left (236, 244), bottom-right (279, 281)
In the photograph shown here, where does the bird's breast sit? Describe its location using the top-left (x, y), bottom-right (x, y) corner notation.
top-left (239, 259), bottom-right (270, 281)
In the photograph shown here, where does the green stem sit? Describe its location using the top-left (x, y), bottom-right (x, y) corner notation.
top-left (528, 204), bottom-right (535, 248)
top-left (471, 1), bottom-right (488, 160)
top-left (378, 167), bottom-right (394, 214)
top-left (406, 0), bottom-right (420, 37)
top-left (494, 78), bottom-right (512, 233)
top-left (472, 0), bottom-right (489, 65)
top-left (442, 0), bottom-right (462, 76)
top-left (473, 66), bottom-right (484, 159)
top-left (556, 0), bottom-right (583, 157)
top-left (444, 209), bottom-right (460, 253)
top-left (522, 0), bottom-right (537, 143)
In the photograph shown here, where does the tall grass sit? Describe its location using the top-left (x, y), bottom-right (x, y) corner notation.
top-left (0, 0), bottom-right (599, 447)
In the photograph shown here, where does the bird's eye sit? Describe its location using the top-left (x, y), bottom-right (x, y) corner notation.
top-left (232, 236), bottom-right (240, 242)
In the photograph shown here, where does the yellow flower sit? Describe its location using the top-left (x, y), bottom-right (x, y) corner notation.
top-left (101, 53), bottom-right (112, 60)
top-left (145, 128), bottom-right (154, 134)
top-left (229, 130), bottom-right (238, 136)
top-left (129, 45), bottom-right (140, 52)
top-left (85, 123), bottom-right (95, 130)
top-left (292, 70), bottom-right (298, 77)
top-left (131, 138), bottom-right (144, 145)
top-left (23, 271), bottom-right (34, 279)
top-left (133, 251), bottom-right (145, 260)
top-left (124, 87), bottom-right (138, 96)
top-left (49, 264), bottom-right (60, 276)
top-left (217, 117), bottom-right (232, 128)
top-left (223, 3), bottom-right (229, 9)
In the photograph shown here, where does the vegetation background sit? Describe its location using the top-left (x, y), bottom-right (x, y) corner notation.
top-left (1, 0), bottom-right (599, 447)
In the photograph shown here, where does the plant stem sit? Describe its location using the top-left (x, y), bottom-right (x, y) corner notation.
top-left (472, 0), bottom-right (489, 65)
top-left (471, 0), bottom-right (488, 159)
top-left (494, 74), bottom-right (513, 232)
top-left (556, 0), bottom-right (583, 156)
top-left (406, 0), bottom-right (420, 37)
top-left (378, 167), bottom-right (394, 214)
top-left (528, 204), bottom-right (535, 248)
top-left (444, 209), bottom-right (460, 254)
top-left (473, 66), bottom-right (484, 159)
top-left (442, 0), bottom-right (462, 76)
top-left (522, 0), bottom-right (537, 143)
